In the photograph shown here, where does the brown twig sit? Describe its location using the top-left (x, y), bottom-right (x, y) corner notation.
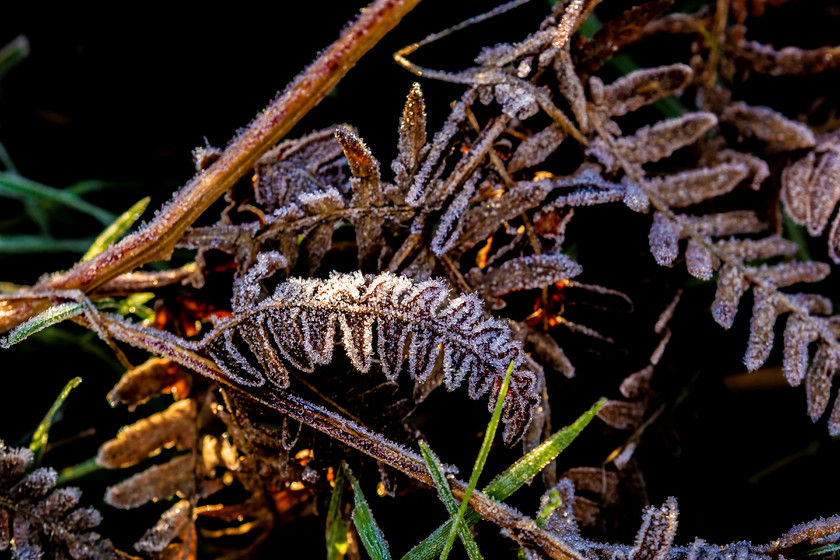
top-left (0, 0), bottom-right (421, 334)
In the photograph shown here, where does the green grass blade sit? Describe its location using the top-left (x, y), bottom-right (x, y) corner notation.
top-left (29, 376), bottom-right (82, 466)
top-left (441, 361), bottom-right (513, 560)
top-left (0, 140), bottom-right (17, 173)
top-left (56, 457), bottom-right (102, 485)
top-left (535, 488), bottom-right (562, 529)
top-left (0, 235), bottom-right (94, 254)
top-left (0, 302), bottom-right (86, 348)
top-left (82, 197), bottom-right (150, 261)
top-left (481, 397), bottom-right (606, 499)
top-left (0, 171), bottom-right (115, 225)
top-left (402, 398), bottom-right (605, 560)
top-left (419, 442), bottom-right (483, 560)
top-left (804, 543), bottom-right (840, 557)
top-left (327, 466), bottom-right (352, 560)
top-left (346, 465), bottom-right (392, 560)
top-left (0, 35), bottom-right (29, 80)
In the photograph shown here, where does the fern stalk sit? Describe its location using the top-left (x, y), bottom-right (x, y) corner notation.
top-left (0, 0), bottom-right (421, 333)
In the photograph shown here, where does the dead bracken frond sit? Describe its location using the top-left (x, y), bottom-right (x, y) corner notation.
top-left (1, 0), bottom-right (840, 558)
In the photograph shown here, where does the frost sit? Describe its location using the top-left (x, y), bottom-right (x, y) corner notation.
top-left (508, 124), bottom-right (566, 173)
top-left (392, 82), bottom-right (428, 194)
top-left (781, 139), bottom-right (840, 238)
top-left (629, 497), bottom-right (679, 560)
top-left (199, 272), bottom-right (540, 444)
top-left (782, 316), bottom-right (819, 386)
top-left (805, 345), bottom-right (840, 422)
top-left (712, 265), bottom-right (750, 329)
top-left (648, 163), bottom-right (749, 208)
top-left (480, 253), bottom-right (582, 301)
top-left (595, 64), bottom-right (693, 118)
top-left (721, 102), bottom-right (816, 152)
top-left (686, 239), bottom-right (718, 280)
top-left (744, 288), bottom-right (781, 371)
top-left (649, 212), bottom-right (680, 266)
top-left (612, 113), bottom-right (718, 165)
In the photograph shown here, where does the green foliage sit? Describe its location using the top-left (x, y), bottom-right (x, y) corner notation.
top-left (404, 398), bottom-right (605, 560)
top-left (82, 197), bottom-right (150, 261)
top-left (327, 466), bottom-right (352, 560)
top-left (346, 464), bottom-right (392, 560)
top-left (29, 376), bottom-right (82, 467)
top-left (419, 441), bottom-right (483, 560)
top-left (440, 361), bottom-right (513, 560)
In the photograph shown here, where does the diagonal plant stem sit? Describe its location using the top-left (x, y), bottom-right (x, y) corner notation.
top-left (99, 315), bottom-right (588, 560)
top-left (0, 0), bottom-right (421, 334)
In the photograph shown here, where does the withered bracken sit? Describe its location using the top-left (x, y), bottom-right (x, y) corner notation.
top-left (1, 0), bottom-right (840, 558)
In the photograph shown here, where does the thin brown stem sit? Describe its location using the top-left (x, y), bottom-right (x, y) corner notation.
top-left (0, 0), bottom-right (421, 334)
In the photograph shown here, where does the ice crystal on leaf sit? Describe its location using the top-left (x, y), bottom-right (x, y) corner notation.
top-left (202, 271), bottom-right (539, 443)
top-left (0, 442), bottom-right (116, 559)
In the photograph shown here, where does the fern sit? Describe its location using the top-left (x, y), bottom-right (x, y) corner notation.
top-left (200, 265), bottom-right (539, 444)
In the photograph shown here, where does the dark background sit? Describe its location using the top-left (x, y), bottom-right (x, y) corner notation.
top-left (1, 1), bottom-right (839, 557)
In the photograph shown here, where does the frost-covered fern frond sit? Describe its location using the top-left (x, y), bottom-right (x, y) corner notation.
top-left (200, 268), bottom-right (540, 444)
top-left (0, 442), bottom-right (119, 559)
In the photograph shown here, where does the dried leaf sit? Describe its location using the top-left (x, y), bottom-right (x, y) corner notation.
top-left (744, 288), bottom-right (782, 371)
top-left (782, 315), bottom-right (820, 386)
top-left (731, 32), bottom-right (840, 76)
top-left (721, 101), bottom-right (815, 152)
top-left (685, 239), bottom-right (719, 280)
top-left (781, 140), bottom-right (840, 236)
top-left (508, 124), bottom-right (567, 174)
top-left (574, 0), bottom-right (674, 72)
top-left (107, 357), bottom-right (193, 409)
top-left (592, 64), bottom-right (693, 118)
top-left (525, 328), bottom-right (575, 379)
top-left (649, 163), bottom-right (749, 208)
top-left (598, 400), bottom-right (646, 430)
top-left (682, 211), bottom-right (767, 237)
top-left (134, 499), bottom-right (192, 553)
top-left (609, 113), bottom-right (718, 166)
top-left (207, 270), bottom-right (540, 443)
top-left (96, 399), bottom-right (197, 468)
top-left (755, 261), bottom-right (830, 288)
top-left (105, 454), bottom-right (194, 509)
top-left (805, 345), bottom-right (840, 422)
top-left (392, 82), bottom-right (429, 195)
top-left (456, 179), bottom-right (554, 252)
top-left (254, 127), bottom-right (347, 212)
top-left (481, 253), bottom-right (582, 299)
top-left (649, 212), bottom-right (680, 266)
top-left (629, 497), bottom-right (679, 560)
top-left (712, 264), bottom-right (750, 328)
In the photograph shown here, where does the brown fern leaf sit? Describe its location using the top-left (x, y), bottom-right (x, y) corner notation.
top-left (391, 82), bottom-right (429, 196)
top-left (720, 101), bottom-right (816, 152)
top-left (476, 253), bottom-right (582, 309)
top-left (781, 137), bottom-right (840, 262)
top-left (0, 443), bottom-right (119, 559)
top-left (134, 500), bottom-right (193, 556)
top-left (573, 0), bottom-right (674, 72)
top-left (589, 112), bottom-right (717, 171)
top-left (96, 399), bottom-right (197, 469)
top-left (253, 127), bottom-right (347, 213)
top-left (728, 27), bottom-right (840, 76)
top-left (646, 163), bottom-right (749, 208)
top-left (334, 125), bottom-right (386, 271)
top-left (629, 497), bottom-right (679, 560)
top-left (590, 64), bottom-right (693, 118)
top-left (205, 266), bottom-right (539, 443)
top-left (106, 357), bottom-right (193, 411)
top-left (104, 454), bottom-right (194, 510)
